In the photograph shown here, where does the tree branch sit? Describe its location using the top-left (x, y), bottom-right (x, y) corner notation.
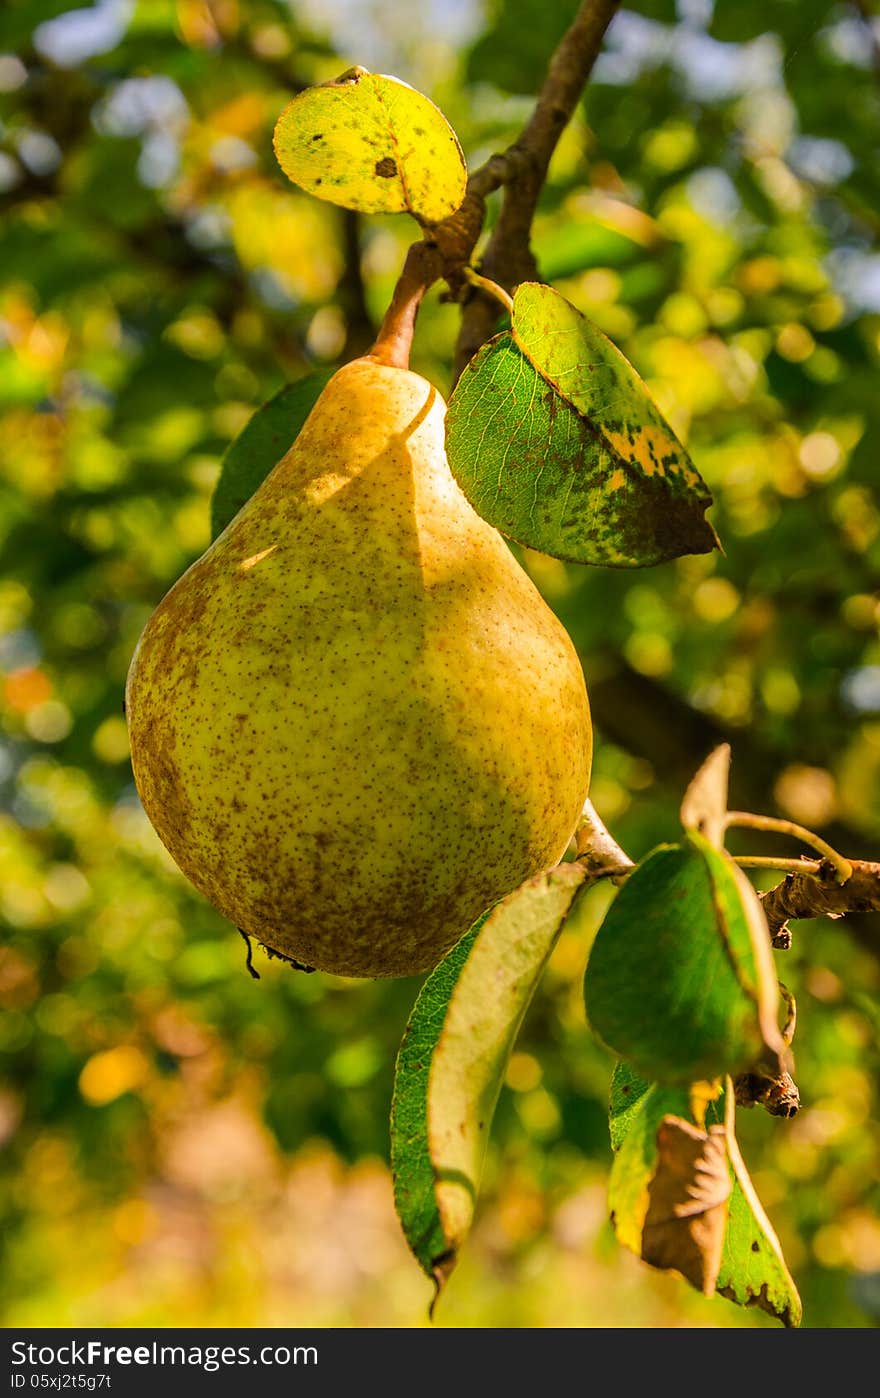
top-left (338, 209), bottom-right (375, 359)
top-left (760, 859), bottom-right (880, 948)
top-left (453, 0), bottom-right (621, 378)
top-left (575, 798), bottom-right (634, 877)
top-left (369, 0), bottom-right (620, 370)
top-left (585, 652), bottom-right (880, 959)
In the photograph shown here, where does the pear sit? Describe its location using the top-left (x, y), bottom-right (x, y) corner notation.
top-left (126, 357), bottom-right (591, 978)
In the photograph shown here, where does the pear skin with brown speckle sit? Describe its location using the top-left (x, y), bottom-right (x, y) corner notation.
top-left (126, 358), bottom-right (591, 977)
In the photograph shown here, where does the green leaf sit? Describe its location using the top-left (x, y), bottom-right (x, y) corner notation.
top-left (390, 920), bottom-right (483, 1285)
top-left (719, 1120), bottom-right (802, 1328)
top-left (608, 1071), bottom-right (694, 1254)
top-left (516, 283), bottom-right (715, 561)
top-left (391, 862), bottom-right (588, 1295)
top-left (273, 68), bottom-right (466, 223)
top-left (538, 219), bottom-right (647, 282)
top-left (584, 832), bottom-right (782, 1083)
top-left (609, 1060), bottom-right (653, 1151)
top-left (608, 1071), bottom-right (799, 1323)
top-left (210, 372), bottom-right (333, 539)
top-left (446, 286), bottom-right (716, 567)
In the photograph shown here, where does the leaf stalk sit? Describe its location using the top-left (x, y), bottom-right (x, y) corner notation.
top-left (725, 812), bottom-right (852, 884)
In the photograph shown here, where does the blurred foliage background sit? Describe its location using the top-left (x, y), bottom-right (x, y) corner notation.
top-left (1, 0), bottom-right (879, 1329)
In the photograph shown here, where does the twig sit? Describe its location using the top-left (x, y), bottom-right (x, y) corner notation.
top-left (734, 1065), bottom-right (800, 1118)
top-left (725, 812), bottom-right (852, 884)
top-left (453, 0), bottom-right (621, 378)
top-left (575, 799), bottom-right (634, 879)
top-left (368, 0), bottom-right (620, 371)
top-left (581, 654), bottom-right (880, 960)
top-left (733, 979), bottom-right (800, 1119)
top-left (463, 267), bottom-right (514, 315)
top-left (760, 859), bottom-right (880, 945)
top-left (733, 856), bottom-right (821, 874)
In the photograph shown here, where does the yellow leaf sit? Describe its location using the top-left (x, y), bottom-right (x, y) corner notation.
top-left (273, 67), bottom-right (466, 223)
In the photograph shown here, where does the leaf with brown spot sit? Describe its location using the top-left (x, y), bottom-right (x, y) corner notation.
top-left (607, 1065), bottom-right (696, 1256)
top-left (609, 1069), bottom-right (800, 1325)
top-left (641, 1115), bottom-right (731, 1295)
top-left (512, 284), bottom-right (714, 524)
top-left (274, 69), bottom-right (466, 222)
top-left (608, 1058), bottom-right (653, 1151)
top-left (712, 1086), bottom-right (803, 1327)
top-left (447, 291), bottom-right (717, 567)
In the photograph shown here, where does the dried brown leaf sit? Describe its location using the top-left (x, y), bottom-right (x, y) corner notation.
top-left (641, 1115), bottom-right (731, 1295)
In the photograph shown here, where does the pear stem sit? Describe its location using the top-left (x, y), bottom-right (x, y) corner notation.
top-left (368, 240), bottom-right (444, 369)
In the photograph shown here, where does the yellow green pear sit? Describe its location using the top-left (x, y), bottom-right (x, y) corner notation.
top-left (125, 356), bottom-right (592, 977)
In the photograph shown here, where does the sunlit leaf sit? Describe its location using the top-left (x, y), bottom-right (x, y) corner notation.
top-left (609, 1059), bottom-right (653, 1151)
top-left (609, 1069), bottom-right (798, 1323)
top-left (391, 862), bottom-right (588, 1297)
top-left (446, 284), bottom-right (717, 567)
top-left (274, 68), bottom-right (466, 222)
top-left (390, 919), bottom-right (483, 1287)
top-left (210, 372), bottom-right (333, 539)
top-left (584, 833), bottom-right (783, 1082)
top-left (608, 1070), bottom-right (694, 1255)
top-left (719, 1112), bottom-right (803, 1328)
top-left (515, 283), bottom-right (715, 559)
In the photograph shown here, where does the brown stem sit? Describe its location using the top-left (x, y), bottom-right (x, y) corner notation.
top-left (725, 812), bottom-right (852, 884)
top-left (453, 0), bottom-right (621, 378)
top-left (368, 241), bottom-right (444, 368)
top-left (371, 0), bottom-right (620, 374)
top-left (760, 859), bottom-right (880, 946)
top-left (575, 799), bottom-right (634, 878)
